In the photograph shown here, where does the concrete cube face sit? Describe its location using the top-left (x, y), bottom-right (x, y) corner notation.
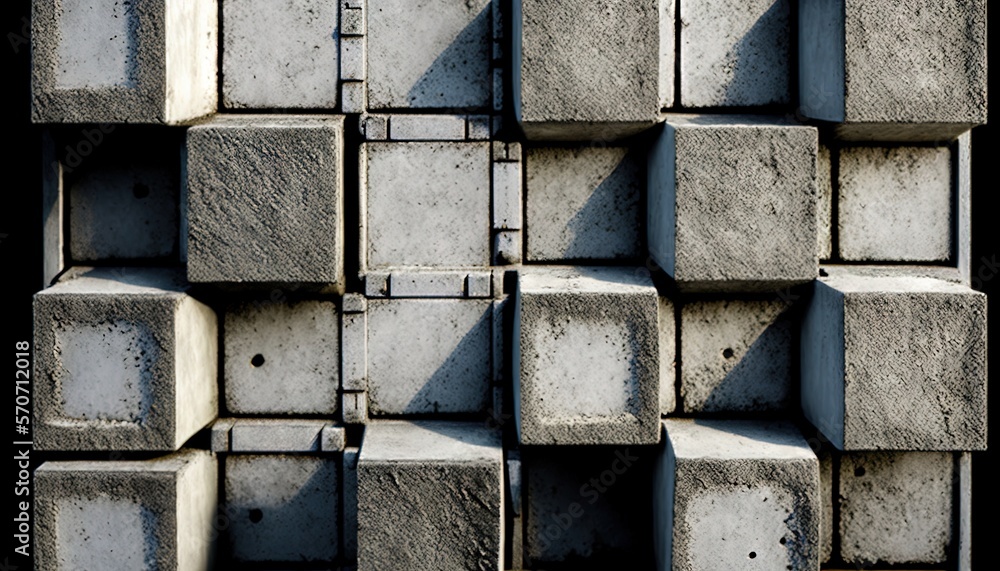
top-left (525, 146), bottom-right (643, 262)
top-left (225, 455), bottom-right (339, 563)
top-left (648, 116), bottom-right (819, 292)
top-left (32, 0), bottom-right (217, 124)
top-left (801, 274), bottom-right (987, 450)
top-left (515, 267), bottom-right (661, 445)
top-left (186, 116), bottom-right (345, 287)
top-left (224, 300), bottom-right (340, 415)
top-left (367, 0), bottom-right (492, 110)
top-left (33, 268), bottom-right (218, 451)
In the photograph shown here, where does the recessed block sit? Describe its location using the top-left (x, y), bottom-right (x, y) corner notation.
top-left (34, 267), bottom-right (217, 451)
top-left (648, 115), bottom-right (818, 292)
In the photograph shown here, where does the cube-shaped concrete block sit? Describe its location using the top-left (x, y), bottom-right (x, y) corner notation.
top-left (35, 450), bottom-right (217, 571)
top-left (222, 0), bottom-right (340, 109)
top-left (525, 146), bottom-right (643, 262)
top-left (32, 0), bottom-right (217, 123)
top-left (367, 0), bottom-right (492, 110)
top-left (801, 272), bottom-right (987, 450)
top-left (186, 116), bottom-right (345, 288)
top-left (225, 454), bottom-right (339, 563)
top-left (679, 0), bottom-right (790, 107)
top-left (513, 0), bottom-right (671, 140)
top-left (224, 300), bottom-right (339, 415)
top-left (680, 299), bottom-right (792, 412)
top-left (799, 0), bottom-right (987, 141)
top-left (34, 267), bottom-right (217, 451)
top-left (358, 421), bottom-right (503, 570)
top-left (655, 420), bottom-right (820, 571)
top-left (648, 115), bottom-right (818, 292)
top-left (514, 267), bottom-right (662, 445)
top-left (838, 146), bottom-right (952, 262)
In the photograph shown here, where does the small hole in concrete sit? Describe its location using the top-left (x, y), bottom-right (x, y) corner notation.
top-left (722, 348), bottom-right (735, 359)
top-left (855, 466), bottom-right (866, 477)
top-left (132, 182), bottom-right (150, 199)
top-left (248, 508), bottom-right (263, 523)
top-left (251, 354), bottom-right (265, 367)
top-left (779, 537), bottom-right (786, 545)
top-left (819, 268), bottom-right (829, 277)
top-left (748, 551), bottom-right (756, 559)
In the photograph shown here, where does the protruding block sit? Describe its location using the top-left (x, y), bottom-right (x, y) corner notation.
top-left (342, 391), bottom-right (368, 424)
top-left (659, 297), bottom-right (677, 416)
top-left (494, 230), bottom-right (522, 265)
top-left (186, 116), bottom-right (345, 288)
top-left (34, 267), bottom-right (217, 451)
top-left (817, 144), bottom-right (833, 260)
top-left (387, 114), bottom-right (467, 140)
top-left (342, 309), bottom-right (368, 391)
top-left (801, 272), bottom-right (987, 450)
top-left (648, 115), bottom-right (818, 292)
top-left (493, 160), bottom-right (522, 230)
top-left (229, 419), bottom-right (331, 453)
top-left (210, 418), bottom-right (235, 452)
top-left (36, 450), bottom-right (217, 571)
top-left (358, 421), bottom-right (503, 570)
top-left (655, 420), bottom-right (820, 570)
top-left (321, 425), bottom-right (347, 452)
top-left (514, 267), bottom-right (662, 445)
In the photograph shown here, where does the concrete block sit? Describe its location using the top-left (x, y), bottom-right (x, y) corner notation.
top-left (362, 114), bottom-right (389, 140)
top-left (493, 141), bottom-right (523, 162)
top-left (801, 271), bottom-right (987, 450)
top-left (819, 450), bottom-right (833, 564)
top-left (342, 310), bottom-right (367, 391)
top-left (357, 421), bottom-right (503, 570)
top-left (32, 0), bottom-right (217, 123)
top-left (388, 270), bottom-right (471, 298)
top-left (838, 146), bottom-right (952, 262)
top-left (648, 115), bottom-right (819, 292)
top-left (342, 446), bottom-right (360, 560)
top-left (35, 450), bottom-right (217, 571)
top-left (341, 36), bottom-right (365, 82)
top-left (186, 116), bottom-right (345, 287)
top-left (211, 418), bottom-right (236, 452)
top-left (388, 114), bottom-right (467, 141)
top-left (224, 300), bottom-right (339, 415)
top-left (799, 0), bottom-right (987, 141)
top-left (525, 146), bottom-right (643, 262)
top-left (467, 271), bottom-right (493, 298)
top-left (514, 267), bottom-right (662, 445)
top-left (818, 144), bottom-right (832, 260)
top-left (469, 115), bottom-right (492, 140)
top-left (222, 0), bottom-right (339, 109)
top-left (513, 0), bottom-right (670, 140)
top-left (679, 299), bottom-right (792, 412)
top-left (342, 81), bottom-right (367, 113)
top-left (655, 419), bottom-right (820, 571)
top-left (367, 0), bottom-right (492, 110)
top-left (820, 263), bottom-right (967, 285)
top-left (321, 425), bottom-right (346, 452)
top-left (659, 297), bottom-right (677, 416)
top-left (364, 271), bottom-right (390, 297)
top-left (958, 453), bottom-right (971, 571)
top-left (341, 0), bottom-right (365, 36)
top-left (342, 391), bottom-right (368, 424)
top-left (839, 452), bottom-right (954, 565)
top-left (343, 293), bottom-right (367, 313)
top-left (493, 157), bottom-right (522, 232)
top-left (367, 299), bottom-right (492, 415)
top-left (34, 267), bottom-right (217, 451)
top-left (362, 142), bottom-right (491, 270)
top-left (494, 230), bottom-right (522, 265)
top-left (229, 419), bottom-right (331, 453)
top-left (680, 0), bottom-right (790, 107)
top-left (225, 454), bottom-right (339, 562)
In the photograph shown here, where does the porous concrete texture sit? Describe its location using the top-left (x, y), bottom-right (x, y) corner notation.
top-left (514, 266), bottom-right (662, 445)
top-left (655, 419), bottom-right (820, 571)
top-left (798, 0), bottom-right (987, 140)
top-left (228, 419), bottom-right (333, 452)
top-left (224, 300), bottom-right (339, 415)
top-left (648, 115), bottom-right (819, 292)
top-left (225, 454), bottom-right (339, 563)
top-left (838, 452), bottom-right (954, 565)
top-left (838, 146), bottom-right (952, 262)
top-left (801, 271), bottom-right (987, 450)
top-left (525, 146), bottom-right (643, 262)
top-left (817, 144), bottom-right (832, 260)
top-left (186, 115), bottom-right (345, 287)
top-left (679, 0), bottom-right (790, 107)
top-left (819, 449), bottom-right (833, 564)
top-left (357, 421), bottom-right (503, 570)
top-left (33, 267), bottom-right (217, 451)
top-left (513, 0), bottom-right (671, 140)
top-left (680, 299), bottom-right (792, 413)
top-left (35, 450), bottom-right (217, 571)
top-left (222, 0), bottom-right (340, 109)
top-left (32, 0), bottom-right (217, 124)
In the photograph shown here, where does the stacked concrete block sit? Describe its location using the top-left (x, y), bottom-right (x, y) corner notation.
top-left (33, 267), bottom-right (217, 451)
top-left (493, 141), bottom-right (524, 264)
top-left (340, 0), bottom-right (366, 112)
top-left (31, 0), bottom-right (217, 124)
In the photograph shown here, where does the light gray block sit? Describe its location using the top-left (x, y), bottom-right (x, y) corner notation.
top-left (514, 267), bottom-right (662, 445)
top-left (229, 419), bottom-right (330, 452)
top-left (957, 132), bottom-right (972, 286)
top-left (321, 425), bottom-right (346, 452)
top-left (35, 450), bottom-right (217, 571)
top-left (367, 299), bottom-right (492, 415)
top-left (222, 0), bottom-right (339, 109)
top-left (838, 146), bottom-right (952, 262)
top-left (340, 36), bottom-right (364, 81)
top-left (342, 391), bottom-right (368, 424)
top-left (494, 230), bottom-right (522, 265)
top-left (680, 299), bottom-right (792, 412)
top-left (467, 271), bottom-right (493, 298)
top-left (679, 0), bottom-right (790, 107)
top-left (367, 0), bottom-right (492, 110)
top-left (659, 297), bottom-right (677, 416)
top-left (186, 116), bottom-right (345, 288)
top-left (655, 420), bottom-right (820, 571)
top-left (493, 160), bottom-right (522, 230)
top-left (389, 270), bottom-right (469, 298)
top-left (358, 421), bottom-right (503, 571)
top-left (225, 455), bottom-right (339, 562)
top-left (817, 144), bottom-right (832, 260)
top-left (820, 263), bottom-right (967, 285)
top-left (819, 450), bottom-right (833, 564)
top-left (801, 272), bottom-right (987, 450)
top-left (648, 115), bottom-right (818, 292)
top-left (388, 114), bottom-right (467, 140)
top-left (341, 310), bottom-right (367, 391)
top-left (342, 446), bottom-right (360, 560)
top-left (341, 0), bottom-right (364, 35)
top-left (469, 115), bottom-right (492, 140)
top-left (525, 146), bottom-right (642, 261)
top-left (958, 453), bottom-right (971, 571)
top-left (34, 267), bottom-right (217, 451)
top-left (32, 0), bottom-right (217, 123)
top-left (342, 81), bottom-right (366, 113)
top-left (364, 272), bottom-right (389, 297)
top-left (799, 0), bottom-right (987, 140)
top-left (211, 418), bottom-right (235, 452)
top-left (343, 293), bottom-right (367, 313)
top-left (362, 114), bottom-right (389, 140)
